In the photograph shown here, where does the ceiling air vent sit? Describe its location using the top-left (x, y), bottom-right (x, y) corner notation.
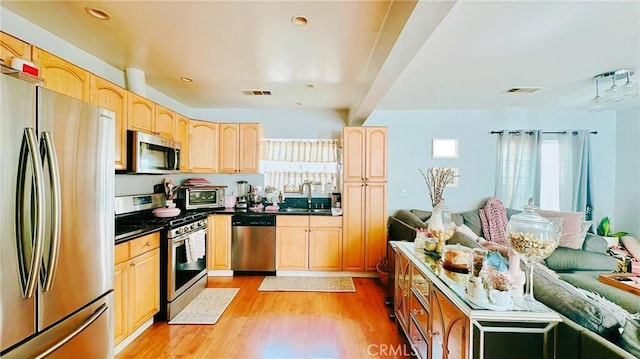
top-left (505, 87), bottom-right (542, 93)
top-left (242, 89), bottom-right (272, 96)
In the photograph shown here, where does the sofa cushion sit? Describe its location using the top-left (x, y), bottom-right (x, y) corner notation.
top-left (558, 272), bottom-right (640, 314)
top-left (544, 247), bottom-right (618, 272)
top-left (538, 210), bottom-right (585, 249)
top-left (620, 316), bottom-right (640, 358)
top-left (533, 265), bottom-right (623, 341)
top-left (395, 210), bottom-right (428, 229)
top-left (410, 209), bottom-right (464, 226)
top-left (460, 209), bottom-right (484, 237)
top-left (583, 234), bottom-right (608, 254)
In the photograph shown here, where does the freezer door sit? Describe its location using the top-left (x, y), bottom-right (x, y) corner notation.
top-left (1, 293), bottom-right (113, 359)
top-left (0, 74), bottom-right (40, 352)
top-left (36, 88), bottom-right (115, 331)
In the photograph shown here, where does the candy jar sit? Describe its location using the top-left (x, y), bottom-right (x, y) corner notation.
top-left (506, 199), bottom-right (560, 309)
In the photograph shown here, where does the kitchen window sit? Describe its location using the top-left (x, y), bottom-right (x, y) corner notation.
top-left (260, 139), bottom-right (340, 193)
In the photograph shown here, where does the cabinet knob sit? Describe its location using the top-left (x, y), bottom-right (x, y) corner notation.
top-left (130, 262), bottom-right (136, 267)
top-left (145, 241), bottom-right (151, 246)
top-left (412, 308), bottom-right (425, 315)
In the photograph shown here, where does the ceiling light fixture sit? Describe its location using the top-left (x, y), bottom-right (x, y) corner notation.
top-left (85, 7), bottom-right (111, 21)
top-left (291, 15), bottom-right (308, 26)
top-left (590, 69), bottom-right (638, 112)
top-left (180, 76), bottom-right (193, 83)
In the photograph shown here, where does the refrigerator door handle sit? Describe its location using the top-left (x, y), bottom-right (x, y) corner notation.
top-left (40, 131), bottom-right (62, 291)
top-left (16, 128), bottom-right (46, 298)
top-left (33, 303), bottom-right (108, 359)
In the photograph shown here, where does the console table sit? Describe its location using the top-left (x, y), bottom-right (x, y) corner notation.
top-left (392, 241), bottom-right (561, 359)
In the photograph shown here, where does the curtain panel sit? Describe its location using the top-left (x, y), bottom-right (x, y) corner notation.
top-left (261, 139), bottom-right (340, 192)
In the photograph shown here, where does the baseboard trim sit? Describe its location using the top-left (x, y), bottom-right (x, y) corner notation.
top-left (275, 270), bottom-right (379, 278)
top-left (114, 317), bottom-right (153, 355)
top-left (208, 269), bottom-right (234, 277)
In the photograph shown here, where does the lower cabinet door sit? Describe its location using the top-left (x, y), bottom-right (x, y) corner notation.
top-left (409, 319), bottom-right (428, 359)
top-left (113, 261), bottom-right (127, 345)
top-left (129, 249), bottom-right (160, 331)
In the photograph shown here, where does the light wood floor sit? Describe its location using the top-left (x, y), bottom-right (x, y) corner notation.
top-left (116, 276), bottom-right (412, 359)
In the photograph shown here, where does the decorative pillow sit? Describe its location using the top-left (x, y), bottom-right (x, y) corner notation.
top-left (544, 247), bottom-right (619, 272)
top-left (395, 210), bottom-right (427, 229)
top-left (460, 210), bottom-right (484, 237)
top-left (538, 210), bottom-right (585, 249)
top-left (455, 223), bottom-right (479, 241)
top-left (533, 265), bottom-right (623, 340)
top-left (621, 235), bottom-right (640, 261)
top-left (621, 315), bottom-right (640, 357)
top-left (409, 209), bottom-right (431, 222)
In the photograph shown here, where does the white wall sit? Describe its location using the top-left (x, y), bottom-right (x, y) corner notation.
top-left (615, 107), bottom-right (640, 237)
top-left (365, 109), bottom-right (619, 220)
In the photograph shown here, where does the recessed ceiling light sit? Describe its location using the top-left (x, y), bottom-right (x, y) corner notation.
top-left (85, 7), bottom-right (111, 21)
top-left (180, 76), bottom-right (193, 83)
top-left (291, 15), bottom-right (308, 26)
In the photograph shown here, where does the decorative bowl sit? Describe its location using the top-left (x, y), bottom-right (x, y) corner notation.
top-left (153, 207), bottom-right (181, 218)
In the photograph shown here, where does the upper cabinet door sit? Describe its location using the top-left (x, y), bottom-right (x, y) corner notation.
top-left (365, 127), bottom-right (387, 182)
top-left (1, 32), bottom-right (31, 66)
top-left (239, 123), bottom-right (261, 174)
top-left (176, 115), bottom-right (190, 173)
top-left (190, 120), bottom-right (218, 173)
top-left (89, 75), bottom-right (127, 171)
top-left (32, 48), bottom-right (90, 102)
top-left (127, 92), bottom-right (154, 134)
top-left (343, 127), bottom-right (366, 183)
top-left (218, 123), bottom-right (240, 173)
top-left (154, 104), bottom-right (175, 139)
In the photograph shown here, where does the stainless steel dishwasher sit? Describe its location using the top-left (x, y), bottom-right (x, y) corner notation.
top-left (231, 214), bottom-right (276, 273)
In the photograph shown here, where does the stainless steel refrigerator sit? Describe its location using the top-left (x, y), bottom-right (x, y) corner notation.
top-left (1, 73), bottom-right (114, 358)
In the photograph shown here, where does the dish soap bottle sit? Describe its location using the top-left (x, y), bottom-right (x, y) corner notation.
top-left (278, 191), bottom-right (284, 203)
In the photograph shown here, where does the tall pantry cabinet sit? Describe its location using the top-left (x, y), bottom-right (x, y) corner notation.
top-left (342, 127), bottom-right (387, 271)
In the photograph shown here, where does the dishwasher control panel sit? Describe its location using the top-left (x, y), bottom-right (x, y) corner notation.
top-left (232, 214), bottom-right (276, 226)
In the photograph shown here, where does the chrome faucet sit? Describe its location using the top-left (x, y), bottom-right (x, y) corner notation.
top-left (300, 181), bottom-right (313, 209)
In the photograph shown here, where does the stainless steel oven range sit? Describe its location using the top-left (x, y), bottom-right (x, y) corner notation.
top-left (115, 193), bottom-right (208, 322)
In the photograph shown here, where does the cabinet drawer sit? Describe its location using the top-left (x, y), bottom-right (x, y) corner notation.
top-left (129, 232), bottom-right (160, 257)
top-left (309, 216), bottom-right (342, 228)
top-left (409, 317), bottom-right (428, 359)
top-left (276, 215), bottom-right (309, 227)
top-left (410, 290), bottom-right (429, 333)
top-left (115, 243), bottom-right (129, 265)
top-left (411, 266), bottom-right (430, 304)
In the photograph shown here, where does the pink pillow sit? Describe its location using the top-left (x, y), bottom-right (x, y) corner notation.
top-left (621, 236), bottom-right (640, 261)
top-left (538, 210), bottom-right (585, 249)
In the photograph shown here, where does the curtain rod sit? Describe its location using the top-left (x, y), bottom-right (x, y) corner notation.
top-left (490, 130), bottom-right (598, 135)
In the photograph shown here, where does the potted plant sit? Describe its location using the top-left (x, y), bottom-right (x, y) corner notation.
top-left (596, 216), bottom-right (628, 247)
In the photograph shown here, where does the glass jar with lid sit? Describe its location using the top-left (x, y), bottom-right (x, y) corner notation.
top-left (506, 198), bottom-right (560, 308)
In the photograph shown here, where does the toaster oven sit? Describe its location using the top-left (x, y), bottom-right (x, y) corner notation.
top-left (178, 186), bottom-right (226, 209)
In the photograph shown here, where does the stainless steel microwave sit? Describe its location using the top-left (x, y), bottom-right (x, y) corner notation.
top-left (179, 186), bottom-right (226, 209)
top-left (126, 130), bottom-right (180, 174)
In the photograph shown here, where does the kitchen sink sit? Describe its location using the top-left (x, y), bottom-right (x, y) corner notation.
top-left (279, 208), bottom-right (309, 213)
top-left (309, 209), bottom-right (332, 213)
top-left (278, 208), bottom-right (332, 214)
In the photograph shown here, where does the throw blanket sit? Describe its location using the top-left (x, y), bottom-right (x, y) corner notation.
top-left (480, 197), bottom-right (508, 246)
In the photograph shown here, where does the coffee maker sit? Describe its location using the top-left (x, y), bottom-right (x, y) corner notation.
top-left (235, 180), bottom-right (249, 209)
top-left (330, 192), bottom-right (341, 209)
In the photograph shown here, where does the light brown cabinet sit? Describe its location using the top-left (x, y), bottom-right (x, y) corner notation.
top-left (113, 232), bottom-right (160, 346)
top-left (0, 31), bottom-right (31, 66)
top-left (219, 123), bottom-right (261, 174)
top-left (207, 214), bottom-right (232, 270)
top-left (154, 104), bottom-right (176, 140)
top-left (342, 126), bottom-right (387, 271)
top-left (343, 127), bottom-right (387, 183)
top-left (89, 75), bottom-right (127, 171)
top-left (176, 115), bottom-right (190, 172)
top-left (127, 92), bottom-right (155, 135)
top-left (32, 47), bottom-right (90, 102)
top-left (189, 120), bottom-right (218, 173)
top-left (431, 287), bottom-right (467, 359)
top-left (276, 215), bottom-right (342, 271)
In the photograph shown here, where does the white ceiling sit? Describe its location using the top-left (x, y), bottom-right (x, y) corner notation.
top-left (3, 0), bottom-right (639, 122)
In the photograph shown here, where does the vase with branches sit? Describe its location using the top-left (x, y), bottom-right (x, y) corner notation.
top-left (419, 167), bottom-right (458, 250)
